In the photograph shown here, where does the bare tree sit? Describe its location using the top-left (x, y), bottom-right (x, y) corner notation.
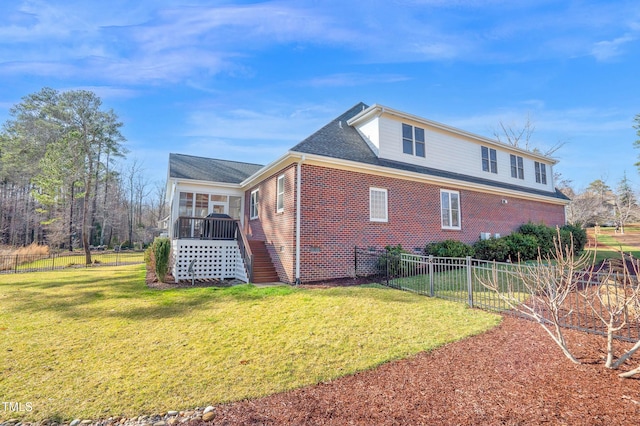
top-left (581, 257), bottom-right (640, 377)
top-left (477, 230), bottom-right (592, 364)
top-left (613, 172), bottom-right (638, 234)
top-left (478, 231), bottom-right (640, 378)
top-left (493, 113), bottom-right (566, 156)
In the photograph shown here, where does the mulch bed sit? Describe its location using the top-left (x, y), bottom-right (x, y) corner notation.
top-left (188, 315), bottom-right (640, 425)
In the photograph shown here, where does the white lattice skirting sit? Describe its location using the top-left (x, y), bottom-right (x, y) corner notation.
top-left (172, 240), bottom-right (249, 282)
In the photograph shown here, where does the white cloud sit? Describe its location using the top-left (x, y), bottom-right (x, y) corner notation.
top-left (185, 106), bottom-right (331, 142)
top-left (306, 73), bottom-right (411, 87)
top-left (591, 35), bottom-right (637, 61)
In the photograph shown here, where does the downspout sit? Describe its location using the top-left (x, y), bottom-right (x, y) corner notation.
top-left (295, 155), bottom-right (305, 285)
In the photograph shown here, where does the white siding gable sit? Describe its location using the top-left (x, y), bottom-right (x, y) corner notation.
top-left (350, 108), bottom-right (555, 193)
top-left (354, 115), bottom-right (380, 156)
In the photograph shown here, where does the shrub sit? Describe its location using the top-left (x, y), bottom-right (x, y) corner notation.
top-left (504, 233), bottom-right (539, 261)
top-left (560, 224), bottom-right (587, 253)
top-left (424, 239), bottom-right (474, 258)
top-left (473, 238), bottom-right (511, 262)
top-left (152, 237), bottom-right (171, 283)
top-left (377, 244), bottom-right (408, 277)
top-left (518, 222), bottom-right (555, 256)
top-left (144, 245), bottom-right (156, 272)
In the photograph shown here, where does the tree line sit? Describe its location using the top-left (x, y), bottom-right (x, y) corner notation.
top-left (0, 88), bottom-right (166, 263)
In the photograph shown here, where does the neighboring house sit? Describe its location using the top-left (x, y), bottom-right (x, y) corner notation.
top-left (166, 102), bottom-right (569, 284)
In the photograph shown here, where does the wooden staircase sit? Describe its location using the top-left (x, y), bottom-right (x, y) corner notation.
top-left (248, 240), bottom-right (279, 283)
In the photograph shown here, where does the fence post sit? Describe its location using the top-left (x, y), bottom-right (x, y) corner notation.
top-left (51, 252), bottom-right (55, 271)
top-left (354, 246), bottom-right (357, 278)
top-left (385, 253), bottom-right (390, 286)
top-left (14, 254), bottom-right (19, 273)
top-left (428, 255), bottom-right (434, 297)
top-left (466, 256), bottom-right (473, 308)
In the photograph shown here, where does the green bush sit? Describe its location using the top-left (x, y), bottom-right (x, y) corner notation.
top-left (473, 238), bottom-right (511, 262)
top-left (518, 222), bottom-right (555, 256)
top-left (560, 224), bottom-right (588, 253)
top-left (377, 244), bottom-right (408, 277)
top-left (152, 237), bottom-right (171, 283)
top-left (144, 245), bottom-right (155, 270)
top-left (424, 239), bottom-right (474, 258)
top-left (504, 233), bottom-right (539, 261)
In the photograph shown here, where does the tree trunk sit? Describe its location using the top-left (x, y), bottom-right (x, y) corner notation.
top-left (82, 173), bottom-right (93, 265)
top-left (69, 182), bottom-right (75, 251)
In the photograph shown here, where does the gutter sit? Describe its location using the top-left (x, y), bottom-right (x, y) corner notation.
top-left (295, 155), bottom-right (305, 285)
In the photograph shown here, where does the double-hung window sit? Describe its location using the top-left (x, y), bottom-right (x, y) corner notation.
top-left (250, 189), bottom-right (259, 219)
top-left (481, 147), bottom-right (497, 173)
top-left (402, 123), bottom-right (426, 157)
top-left (276, 175), bottom-right (285, 212)
top-left (510, 155), bottom-right (524, 179)
top-left (440, 190), bottom-right (461, 230)
top-left (535, 162), bottom-right (547, 184)
top-left (369, 188), bottom-right (388, 222)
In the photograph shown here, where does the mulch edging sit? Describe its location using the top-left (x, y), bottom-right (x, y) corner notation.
top-left (188, 316), bottom-right (640, 426)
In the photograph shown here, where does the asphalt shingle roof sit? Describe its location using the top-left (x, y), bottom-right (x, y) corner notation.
top-left (169, 104), bottom-right (568, 201)
top-left (290, 102), bottom-right (569, 201)
top-left (169, 153), bottom-right (263, 184)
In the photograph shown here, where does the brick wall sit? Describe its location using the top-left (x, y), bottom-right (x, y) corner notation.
top-left (298, 164), bottom-right (566, 283)
top-left (244, 164), bottom-right (297, 283)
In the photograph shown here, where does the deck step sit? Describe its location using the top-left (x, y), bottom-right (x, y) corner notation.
top-left (247, 240), bottom-right (279, 283)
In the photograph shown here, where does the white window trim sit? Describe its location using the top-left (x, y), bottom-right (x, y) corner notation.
top-left (440, 189), bottom-right (461, 230)
top-left (510, 154), bottom-right (524, 180)
top-left (402, 123), bottom-right (426, 158)
top-left (276, 175), bottom-right (285, 213)
top-left (250, 189), bottom-right (259, 219)
top-left (369, 187), bottom-right (388, 222)
top-left (535, 161), bottom-right (548, 185)
top-left (482, 146), bottom-right (498, 174)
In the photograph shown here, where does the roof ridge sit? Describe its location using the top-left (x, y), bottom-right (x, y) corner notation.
top-left (170, 152), bottom-right (264, 167)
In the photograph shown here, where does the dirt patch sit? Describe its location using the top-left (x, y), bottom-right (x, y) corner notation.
top-left (188, 315), bottom-right (640, 425)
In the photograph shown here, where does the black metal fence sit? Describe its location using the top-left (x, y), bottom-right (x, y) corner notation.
top-left (354, 247), bottom-right (640, 343)
top-left (0, 250), bottom-right (145, 274)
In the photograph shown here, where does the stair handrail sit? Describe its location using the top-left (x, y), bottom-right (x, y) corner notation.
top-left (235, 221), bottom-right (253, 283)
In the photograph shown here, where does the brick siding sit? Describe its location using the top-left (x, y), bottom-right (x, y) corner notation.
top-left (243, 162), bottom-right (566, 284)
top-left (298, 164), bottom-right (566, 283)
top-left (244, 164), bottom-right (297, 283)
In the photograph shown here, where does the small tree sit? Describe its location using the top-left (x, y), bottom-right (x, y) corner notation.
top-left (477, 229), bottom-right (593, 364)
top-left (581, 257), bottom-right (640, 377)
top-left (152, 237), bottom-right (171, 283)
top-left (478, 231), bottom-right (640, 378)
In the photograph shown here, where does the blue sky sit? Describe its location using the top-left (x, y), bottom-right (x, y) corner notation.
top-left (1, 0), bottom-right (639, 191)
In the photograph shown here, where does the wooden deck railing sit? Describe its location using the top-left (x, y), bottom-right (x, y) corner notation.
top-left (236, 228), bottom-right (253, 283)
top-left (173, 216), bottom-right (237, 240)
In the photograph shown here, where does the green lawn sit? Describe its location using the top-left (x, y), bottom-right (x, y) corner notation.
top-left (387, 264), bottom-right (528, 311)
top-left (0, 265), bottom-right (500, 422)
top-left (586, 230), bottom-right (640, 264)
